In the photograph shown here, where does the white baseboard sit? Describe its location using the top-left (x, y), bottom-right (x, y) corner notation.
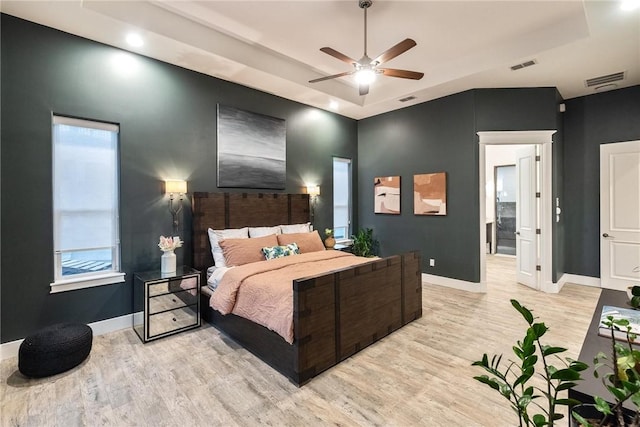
top-left (558, 273), bottom-right (601, 288)
top-left (422, 273), bottom-right (487, 293)
top-left (541, 280), bottom-right (563, 294)
top-left (0, 312), bottom-right (139, 361)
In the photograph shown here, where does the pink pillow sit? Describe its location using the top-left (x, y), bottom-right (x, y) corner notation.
top-left (277, 231), bottom-right (325, 254)
top-left (219, 234), bottom-right (278, 266)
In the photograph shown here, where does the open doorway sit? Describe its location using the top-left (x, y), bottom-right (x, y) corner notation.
top-left (495, 164), bottom-right (516, 255)
top-left (478, 131), bottom-right (558, 293)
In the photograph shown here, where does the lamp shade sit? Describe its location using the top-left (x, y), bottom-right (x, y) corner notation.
top-left (306, 185), bottom-right (320, 197)
top-left (165, 180), bottom-right (187, 194)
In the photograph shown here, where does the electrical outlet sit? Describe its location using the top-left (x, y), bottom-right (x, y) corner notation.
top-left (429, 258), bottom-right (435, 267)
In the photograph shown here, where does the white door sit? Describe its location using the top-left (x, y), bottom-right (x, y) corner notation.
top-left (516, 145), bottom-right (538, 289)
top-left (600, 140), bottom-right (640, 291)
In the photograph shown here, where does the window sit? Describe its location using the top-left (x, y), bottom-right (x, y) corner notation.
top-left (51, 115), bottom-right (124, 293)
top-left (333, 157), bottom-right (352, 242)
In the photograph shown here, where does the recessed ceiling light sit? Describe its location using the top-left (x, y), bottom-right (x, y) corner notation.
top-left (126, 33), bottom-right (144, 48)
top-left (621, 0), bottom-right (640, 11)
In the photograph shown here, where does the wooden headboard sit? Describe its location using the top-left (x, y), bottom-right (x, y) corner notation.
top-left (192, 192), bottom-right (310, 272)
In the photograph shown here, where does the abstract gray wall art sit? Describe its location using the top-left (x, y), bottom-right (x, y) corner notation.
top-left (217, 104), bottom-right (286, 189)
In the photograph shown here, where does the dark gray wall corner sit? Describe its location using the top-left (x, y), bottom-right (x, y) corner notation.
top-left (553, 89), bottom-right (565, 283)
top-left (563, 85), bottom-right (640, 278)
top-left (0, 14), bottom-right (357, 342)
top-left (357, 88), bottom-right (559, 284)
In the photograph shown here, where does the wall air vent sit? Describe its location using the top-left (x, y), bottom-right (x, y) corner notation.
top-left (585, 71), bottom-right (625, 88)
top-left (510, 60), bottom-right (537, 71)
top-left (399, 95), bottom-right (416, 102)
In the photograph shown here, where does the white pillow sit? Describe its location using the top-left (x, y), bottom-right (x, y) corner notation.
top-left (207, 227), bottom-right (249, 267)
top-left (249, 226), bottom-right (281, 238)
top-left (280, 222), bottom-right (312, 234)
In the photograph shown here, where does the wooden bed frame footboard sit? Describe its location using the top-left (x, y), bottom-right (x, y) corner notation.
top-left (193, 192), bottom-right (422, 386)
top-left (201, 251), bottom-right (422, 386)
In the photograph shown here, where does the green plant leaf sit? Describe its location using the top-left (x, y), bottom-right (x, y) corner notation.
top-left (518, 394), bottom-right (532, 409)
top-left (523, 355), bottom-right (538, 370)
top-left (542, 346), bottom-right (567, 356)
top-left (532, 322), bottom-right (548, 338)
top-left (532, 414), bottom-right (547, 427)
top-left (511, 299), bottom-right (534, 324)
top-left (594, 396), bottom-right (613, 415)
top-left (550, 368), bottom-right (580, 381)
top-left (606, 385), bottom-right (627, 401)
top-left (556, 382), bottom-right (577, 391)
top-left (631, 286), bottom-right (640, 296)
top-left (473, 375), bottom-right (500, 391)
top-left (514, 370), bottom-right (533, 388)
top-left (569, 360), bottom-right (589, 372)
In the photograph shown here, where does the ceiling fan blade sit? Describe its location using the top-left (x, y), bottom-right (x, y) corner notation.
top-left (359, 84), bottom-right (369, 96)
top-left (309, 71), bottom-right (354, 84)
top-left (320, 47), bottom-right (358, 65)
top-left (373, 39), bottom-right (417, 65)
top-left (379, 68), bottom-right (424, 80)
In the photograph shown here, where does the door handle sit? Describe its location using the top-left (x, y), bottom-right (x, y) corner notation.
top-left (515, 231), bottom-right (521, 235)
top-left (603, 233), bottom-right (613, 238)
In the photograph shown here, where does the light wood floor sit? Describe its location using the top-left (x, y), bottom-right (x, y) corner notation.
top-left (1, 256), bottom-right (601, 426)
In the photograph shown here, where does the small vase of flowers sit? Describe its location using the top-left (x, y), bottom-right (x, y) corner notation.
top-left (158, 236), bottom-right (183, 274)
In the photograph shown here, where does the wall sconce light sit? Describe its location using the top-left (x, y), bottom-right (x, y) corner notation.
top-left (307, 185), bottom-right (320, 198)
top-left (306, 185), bottom-right (320, 224)
top-left (165, 180), bottom-right (187, 235)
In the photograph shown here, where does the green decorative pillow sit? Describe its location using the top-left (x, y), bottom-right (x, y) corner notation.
top-left (262, 243), bottom-right (300, 260)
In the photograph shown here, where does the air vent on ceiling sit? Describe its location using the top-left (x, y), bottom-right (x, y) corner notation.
top-left (399, 95), bottom-right (417, 102)
top-left (510, 60), bottom-right (537, 71)
top-left (585, 71), bottom-right (625, 88)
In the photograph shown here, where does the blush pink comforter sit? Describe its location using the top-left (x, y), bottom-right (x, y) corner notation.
top-left (210, 250), bottom-right (372, 344)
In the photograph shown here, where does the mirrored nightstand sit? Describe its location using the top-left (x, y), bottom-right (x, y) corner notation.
top-left (133, 267), bottom-right (200, 343)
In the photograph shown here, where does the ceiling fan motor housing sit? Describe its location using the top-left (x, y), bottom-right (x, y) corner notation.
top-left (359, 0), bottom-right (372, 9)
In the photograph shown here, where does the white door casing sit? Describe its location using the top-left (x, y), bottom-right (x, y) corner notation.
top-left (516, 145), bottom-right (538, 289)
top-left (478, 130), bottom-right (556, 293)
top-left (600, 140), bottom-right (640, 291)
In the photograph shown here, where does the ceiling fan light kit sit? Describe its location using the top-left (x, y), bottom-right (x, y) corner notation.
top-left (309, 0), bottom-right (424, 96)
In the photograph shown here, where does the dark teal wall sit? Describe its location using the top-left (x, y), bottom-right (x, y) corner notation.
top-left (0, 15), bottom-right (357, 342)
top-left (358, 91), bottom-right (479, 282)
top-left (3, 12), bottom-right (638, 343)
top-left (357, 88), bottom-right (559, 283)
top-left (563, 85), bottom-right (640, 278)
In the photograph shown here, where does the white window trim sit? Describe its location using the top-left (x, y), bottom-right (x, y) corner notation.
top-left (52, 114), bottom-right (122, 293)
top-left (333, 157), bottom-right (352, 240)
top-left (50, 272), bottom-right (125, 294)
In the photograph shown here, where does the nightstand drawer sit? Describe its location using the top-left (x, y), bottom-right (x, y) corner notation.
top-left (148, 305), bottom-right (198, 338)
top-left (148, 276), bottom-right (198, 297)
top-left (149, 290), bottom-right (198, 315)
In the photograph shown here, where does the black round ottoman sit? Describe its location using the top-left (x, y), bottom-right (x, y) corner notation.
top-left (19, 323), bottom-right (92, 378)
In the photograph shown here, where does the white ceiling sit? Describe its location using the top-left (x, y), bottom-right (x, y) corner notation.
top-left (2, 1), bottom-right (639, 119)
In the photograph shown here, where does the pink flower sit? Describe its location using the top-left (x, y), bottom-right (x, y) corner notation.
top-left (158, 235), bottom-right (183, 252)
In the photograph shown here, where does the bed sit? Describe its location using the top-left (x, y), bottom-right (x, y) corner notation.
top-left (192, 192), bottom-right (422, 386)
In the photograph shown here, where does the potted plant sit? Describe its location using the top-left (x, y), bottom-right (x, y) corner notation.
top-left (350, 228), bottom-right (379, 257)
top-left (572, 315), bottom-right (640, 426)
top-left (627, 286), bottom-right (640, 309)
top-left (472, 299), bottom-right (589, 427)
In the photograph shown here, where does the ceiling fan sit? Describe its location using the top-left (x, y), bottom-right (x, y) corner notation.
top-left (309, 0), bottom-right (424, 96)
